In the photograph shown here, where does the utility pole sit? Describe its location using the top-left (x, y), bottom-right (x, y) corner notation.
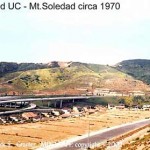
top-left (87, 108), bottom-right (91, 149)
top-left (88, 117), bottom-right (90, 145)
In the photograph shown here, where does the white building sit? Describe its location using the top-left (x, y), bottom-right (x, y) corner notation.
top-left (93, 88), bottom-right (110, 96)
top-left (142, 105), bottom-right (150, 111)
top-left (129, 91), bottom-right (145, 96)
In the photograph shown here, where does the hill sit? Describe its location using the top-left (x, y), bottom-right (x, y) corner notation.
top-left (115, 59), bottom-right (150, 85)
top-left (0, 61), bottom-right (73, 77)
top-left (0, 61), bottom-right (149, 95)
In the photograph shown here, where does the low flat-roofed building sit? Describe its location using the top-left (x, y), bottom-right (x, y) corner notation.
top-left (108, 104), bottom-right (125, 110)
top-left (93, 88), bottom-right (110, 96)
top-left (142, 104), bottom-right (150, 111)
top-left (129, 91), bottom-right (145, 96)
top-left (108, 92), bottom-right (123, 97)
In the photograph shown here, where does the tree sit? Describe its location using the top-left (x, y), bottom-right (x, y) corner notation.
top-left (124, 97), bottom-right (133, 107)
top-left (133, 96), bottom-right (144, 108)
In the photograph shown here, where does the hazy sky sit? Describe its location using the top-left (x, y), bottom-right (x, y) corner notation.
top-left (0, 0), bottom-right (150, 65)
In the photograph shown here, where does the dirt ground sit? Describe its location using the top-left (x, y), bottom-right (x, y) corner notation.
top-left (121, 126), bottom-right (150, 150)
top-left (0, 109), bottom-right (149, 150)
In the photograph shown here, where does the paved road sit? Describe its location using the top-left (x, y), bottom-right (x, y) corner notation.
top-left (0, 96), bottom-right (21, 101)
top-left (41, 119), bottom-right (150, 150)
top-left (0, 96), bottom-right (93, 103)
top-left (0, 96), bottom-right (96, 115)
top-left (0, 103), bottom-right (36, 115)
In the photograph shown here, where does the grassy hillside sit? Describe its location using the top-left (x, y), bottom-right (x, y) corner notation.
top-left (0, 61), bottom-right (72, 77)
top-left (115, 59), bottom-right (150, 84)
top-left (0, 62), bottom-right (48, 77)
top-left (0, 61), bottom-right (149, 94)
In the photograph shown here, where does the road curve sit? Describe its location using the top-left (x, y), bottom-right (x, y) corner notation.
top-left (0, 96), bottom-right (96, 115)
top-left (0, 103), bottom-right (36, 115)
top-left (37, 119), bottom-right (150, 150)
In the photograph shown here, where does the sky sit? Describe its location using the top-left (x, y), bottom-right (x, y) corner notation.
top-left (0, 0), bottom-right (150, 65)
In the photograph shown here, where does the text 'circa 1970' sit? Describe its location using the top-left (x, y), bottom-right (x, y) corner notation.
top-left (0, 2), bottom-right (121, 11)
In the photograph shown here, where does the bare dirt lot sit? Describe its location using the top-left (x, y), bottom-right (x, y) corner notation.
top-left (0, 109), bottom-right (149, 150)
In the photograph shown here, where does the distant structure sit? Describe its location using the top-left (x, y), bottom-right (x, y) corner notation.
top-left (108, 103), bottom-right (125, 110)
top-left (142, 105), bottom-right (150, 111)
top-left (93, 88), bottom-right (145, 97)
top-left (93, 88), bottom-right (110, 96)
top-left (129, 91), bottom-right (145, 96)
